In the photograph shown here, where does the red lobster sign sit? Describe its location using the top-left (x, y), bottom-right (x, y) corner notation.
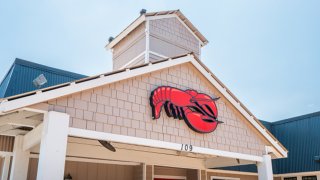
top-left (150, 86), bottom-right (222, 133)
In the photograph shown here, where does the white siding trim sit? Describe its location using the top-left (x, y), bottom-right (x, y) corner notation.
top-left (210, 176), bottom-right (240, 180)
top-left (23, 122), bottom-right (43, 151)
top-left (29, 154), bottom-right (141, 166)
top-left (106, 15), bottom-right (146, 49)
top-left (9, 135), bottom-right (30, 180)
top-left (145, 14), bottom-right (176, 21)
top-left (149, 51), bottom-right (168, 59)
top-left (0, 151), bottom-right (13, 157)
top-left (119, 51), bottom-right (146, 69)
top-left (274, 171), bottom-right (320, 178)
top-left (68, 127), bottom-right (263, 162)
top-left (0, 55), bottom-right (191, 113)
top-left (206, 169), bottom-right (257, 176)
top-left (1, 155), bottom-right (11, 180)
top-left (145, 20), bottom-right (150, 63)
top-left (153, 175), bottom-right (186, 179)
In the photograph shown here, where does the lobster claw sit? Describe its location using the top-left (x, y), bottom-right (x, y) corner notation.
top-left (183, 108), bottom-right (219, 133)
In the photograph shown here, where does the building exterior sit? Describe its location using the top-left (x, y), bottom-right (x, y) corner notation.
top-left (2, 9), bottom-right (317, 180)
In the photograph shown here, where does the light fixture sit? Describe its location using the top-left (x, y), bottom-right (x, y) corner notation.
top-left (140, 9), bottom-right (147, 15)
top-left (108, 36), bottom-right (114, 43)
top-left (98, 140), bottom-right (116, 152)
top-left (64, 173), bottom-right (72, 180)
top-left (33, 74), bottom-right (47, 88)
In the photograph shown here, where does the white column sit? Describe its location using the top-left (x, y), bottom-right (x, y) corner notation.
top-left (257, 154), bottom-right (273, 180)
top-left (1, 155), bottom-right (11, 180)
top-left (36, 111), bottom-right (69, 180)
top-left (10, 135), bottom-right (30, 180)
top-left (142, 163), bottom-right (146, 180)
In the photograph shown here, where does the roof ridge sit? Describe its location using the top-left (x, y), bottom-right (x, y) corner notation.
top-left (272, 110), bottom-right (320, 125)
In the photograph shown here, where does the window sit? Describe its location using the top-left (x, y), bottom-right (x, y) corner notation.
top-left (302, 176), bottom-right (317, 180)
top-left (284, 178), bottom-right (297, 180)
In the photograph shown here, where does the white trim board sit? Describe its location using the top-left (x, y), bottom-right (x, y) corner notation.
top-left (145, 19), bottom-right (150, 63)
top-left (0, 151), bottom-right (13, 157)
top-left (106, 15), bottom-right (146, 49)
top-left (0, 54), bottom-right (287, 158)
top-left (273, 171), bottom-right (320, 177)
top-left (149, 51), bottom-right (168, 59)
top-left (206, 169), bottom-right (257, 176)
top-left (29, 153), bottom-right (140, 166)
top-left (210, 176), bottom-right (240, 180)
top-left (119, 51), bottom-right (146, 69)
top-left (153, 175), bottom-right (186, 180)
top-left (68, 127), bottom-right (263, 162)
top-left (0, 55), bottom-right (191, 113)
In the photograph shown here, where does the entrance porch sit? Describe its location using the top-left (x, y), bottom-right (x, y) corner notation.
top-left (0, 110), bottom-right (274, 180)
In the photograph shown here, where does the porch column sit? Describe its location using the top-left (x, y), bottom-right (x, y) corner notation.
top-left (36, 111), bottom-right (69, 180)
top-left (10, 135), bottom-right (30, 180)
top-left (257, 154), bottom-right (273, 180)
top-left (1, 155), bottom-right (11, 180)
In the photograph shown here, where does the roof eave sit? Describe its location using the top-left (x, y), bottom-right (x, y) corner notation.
top-left (105, 15), bottom-right (146, 50)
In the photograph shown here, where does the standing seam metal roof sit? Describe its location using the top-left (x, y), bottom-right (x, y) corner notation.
top-left (219, 111), bottom-right (320, 174)
top-left (0, 58), bottom-right (87, 98)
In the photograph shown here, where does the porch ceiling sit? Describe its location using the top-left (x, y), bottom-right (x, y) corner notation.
top-left (0, 110), bottom-right (43, 136)
top-left (29, 137), bottom-right (257, 170)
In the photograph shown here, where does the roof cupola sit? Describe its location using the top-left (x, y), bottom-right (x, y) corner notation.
top-left (106, 10), bottom-right (208, 70)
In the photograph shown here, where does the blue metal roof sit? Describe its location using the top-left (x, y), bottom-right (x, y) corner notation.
top-left (271, 111), bottom-right (320, 174)
top-left (218, 112), bottom-right (320, 174)
top-left (0, 58), bottom-right (87, 98)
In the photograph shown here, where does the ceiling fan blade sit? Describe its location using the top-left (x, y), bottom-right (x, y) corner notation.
top-left (98, 140), bottom-right (116, 152)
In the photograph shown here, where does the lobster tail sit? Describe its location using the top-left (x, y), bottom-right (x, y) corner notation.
top-left (150, 87), bottom-right (193, 119)
top-left (150, 87), bottom-right (169, 119)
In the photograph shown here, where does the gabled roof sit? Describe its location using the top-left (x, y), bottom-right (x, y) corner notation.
top-left (0, 53), bottom-right (288, 158)
top-left (106, 10), bottom-right (209, 49)
top-left (0, 58), bottom-right (87, 98)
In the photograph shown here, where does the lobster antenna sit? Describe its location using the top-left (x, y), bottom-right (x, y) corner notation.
top-left (215, 119), bottom-right (224, 124)
top-left (212, 97), bottom-right (220, 101)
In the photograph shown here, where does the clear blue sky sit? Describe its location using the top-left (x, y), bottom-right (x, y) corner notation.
top-left (1, 0), bottom-right (319, 121)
